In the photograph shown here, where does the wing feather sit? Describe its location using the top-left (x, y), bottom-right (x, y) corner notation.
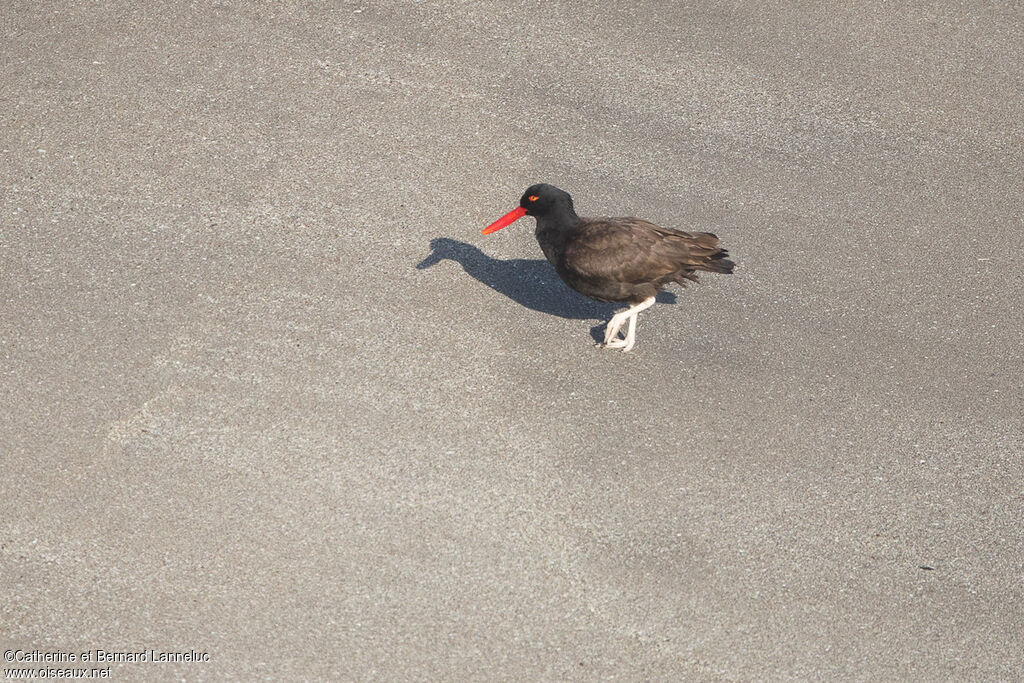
top-left (562, 218), bottom-right (724, 284)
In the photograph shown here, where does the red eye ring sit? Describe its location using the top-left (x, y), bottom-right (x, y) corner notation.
top-left (528, 195), bottom-right (539, 201)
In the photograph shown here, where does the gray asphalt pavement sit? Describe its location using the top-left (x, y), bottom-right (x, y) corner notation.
top-left (2, 1), bottom-right (1022, 679)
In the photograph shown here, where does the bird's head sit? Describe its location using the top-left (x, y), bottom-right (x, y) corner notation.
top-left (482, 183), bottom-right (575, 234)
top-left (519, 183), bottom-right (573, 216)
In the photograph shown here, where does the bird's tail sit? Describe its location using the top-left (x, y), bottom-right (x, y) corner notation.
top-left (690, 232), bottom-right (735, 274)
top-left (704, 248), bottom-right (735, 274)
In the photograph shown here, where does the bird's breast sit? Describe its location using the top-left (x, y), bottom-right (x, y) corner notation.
top-left (534, 226), bottom-right (565, 268)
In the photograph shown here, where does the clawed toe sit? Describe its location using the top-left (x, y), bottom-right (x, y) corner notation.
top-left (597, 298), bottom-right (655, 352)
top-left (597, 337), bottom-right (633, 351)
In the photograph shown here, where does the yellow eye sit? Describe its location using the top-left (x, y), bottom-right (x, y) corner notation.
top-left (528, 195), bottom-right (539, 201)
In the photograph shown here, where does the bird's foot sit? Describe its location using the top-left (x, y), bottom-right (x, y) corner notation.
top-left (596, 337), bottom-right (633, 351)
top-left (602, 320), bottom-right (627, 346)
top-left (597, 322), bottom-right (632, 351)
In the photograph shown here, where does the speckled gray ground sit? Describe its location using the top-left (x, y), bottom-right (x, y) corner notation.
top-left (2, 1), bottom-right (1022, 680)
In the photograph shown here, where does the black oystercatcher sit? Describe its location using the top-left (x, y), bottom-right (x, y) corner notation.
top-left (482, 184), bottom-right (735, 351)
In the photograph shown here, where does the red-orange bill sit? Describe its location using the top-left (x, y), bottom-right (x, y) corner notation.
top-left (482, 206), bottom-right (527, 235)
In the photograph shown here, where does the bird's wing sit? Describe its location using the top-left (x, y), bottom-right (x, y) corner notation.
top-left (564, 218), bottom-right (722, 283)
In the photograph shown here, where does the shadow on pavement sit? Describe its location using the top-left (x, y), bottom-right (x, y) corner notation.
top-left (416, 237), bottom-right (676, 341)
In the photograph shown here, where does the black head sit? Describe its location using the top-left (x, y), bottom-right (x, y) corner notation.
top-left (519, 183), bottom-right (574, 217)
top-left (482, 183), bottom-right (577, 235)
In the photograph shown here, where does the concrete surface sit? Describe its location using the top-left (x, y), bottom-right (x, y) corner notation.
top-left (2, 0), bottom-right (1022, 679)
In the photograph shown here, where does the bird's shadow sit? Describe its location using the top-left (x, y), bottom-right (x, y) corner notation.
top-left (416, 237), bottom-right (676, 342)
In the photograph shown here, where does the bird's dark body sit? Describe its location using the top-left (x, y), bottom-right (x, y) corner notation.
top-left (483, 183), bottom-right (736, 351)
top-left (531, 190), bottom-right (735, 305)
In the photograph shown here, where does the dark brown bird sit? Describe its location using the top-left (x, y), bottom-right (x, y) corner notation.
top-left (482, 183), bottom-right (735, 351)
